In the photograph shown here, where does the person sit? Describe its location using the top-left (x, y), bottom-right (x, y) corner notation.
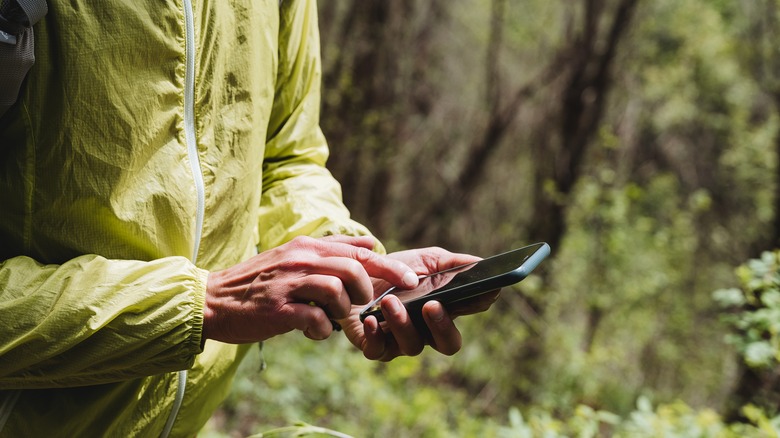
top-left (0, 1), bottom-right (498, 436)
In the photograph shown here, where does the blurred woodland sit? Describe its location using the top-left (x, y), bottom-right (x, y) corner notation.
top-left (206, 0), bottom-right (780, 436)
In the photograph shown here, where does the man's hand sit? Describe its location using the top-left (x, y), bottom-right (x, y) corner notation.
top-left (203, 235), bottom-right (419, 343)
top-left (338, 247), bottom-right (501, 361)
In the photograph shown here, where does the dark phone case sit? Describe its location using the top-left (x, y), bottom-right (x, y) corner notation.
top-left (403, 273), bottom-right (524, 335)
top-left (362, 270), bottom-right (526, 325)
top-left (359, 242), bottom-right (550, 327)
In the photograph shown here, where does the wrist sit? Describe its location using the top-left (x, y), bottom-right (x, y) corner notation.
top-left (202, 271), bottom-right (219, 342)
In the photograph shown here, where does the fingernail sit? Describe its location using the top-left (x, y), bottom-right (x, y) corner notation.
top-left (385, 295), bottom-right (403, 314)
top-left (366, 317), bottom-right (380, 336)
top-left (429, 303), bottom-right (445, 323)
top-left (402, 271), bottom-right (419, 288)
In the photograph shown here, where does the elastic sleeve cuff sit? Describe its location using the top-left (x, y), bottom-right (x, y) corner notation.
top-left (187, 266), bottom-right (210, 355)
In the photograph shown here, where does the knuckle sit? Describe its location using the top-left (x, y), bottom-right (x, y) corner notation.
top-left (289, 235), bottom-right (316, 250)
top-left (275, 258), bottom-right (302, 274)
top-left (278, 303), bottom-right (298, 322)
top-left (353, 247), bottom-right (376, 264)
top-left (305, 312), bottom-right (330, 338)
top-left (309, 309), bottom-right (329, 326)
top-left (320, 275), bottom-right (344, 296)
top-left (343, 258), bottom-right (367, 278)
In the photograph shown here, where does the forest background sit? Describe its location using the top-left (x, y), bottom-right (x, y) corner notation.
top-left (205, 0), bottom-right (780, 436)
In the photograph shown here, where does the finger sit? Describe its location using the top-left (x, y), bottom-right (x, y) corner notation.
top-left (387, 247), bottom-right (481, 276)
top-left (319, 234), bottom-right (379, 251)
top-left (422, 301), bottom-right (462, 356)
top-left (292, 257), bottom-right (375, 307)
top-left (344, 246), bottom-right (419, 290)
top-left (449, 289), bottom-right (501, 318)
top-left (304, 237), bottom-right (419, 290)
top-left (284, 303), bottom-right (333, 340)
top-left (380, 295), bottom-right (425, 356)
top-left (361, 316), bottom-right (387, 360)
top-left (361, 317), bottom-right (403, 362)
top-left (286, 273), bottom-right (353, 319)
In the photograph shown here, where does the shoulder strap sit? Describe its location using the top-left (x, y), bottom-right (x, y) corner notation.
top-left (14, 0), bottom-right (47, 26)
top-left (0, 0), bottom-right (47, 118)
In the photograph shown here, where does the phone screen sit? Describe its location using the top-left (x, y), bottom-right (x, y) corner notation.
top-left (391, 262), bottom-right (479, 303)
top-left (360, 243), bottom-right (548, 319)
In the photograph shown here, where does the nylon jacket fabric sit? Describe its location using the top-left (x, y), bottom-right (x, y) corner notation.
top-left (0, 0), bottom-right (374, 436)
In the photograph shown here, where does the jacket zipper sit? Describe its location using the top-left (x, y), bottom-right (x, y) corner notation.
top-left (2, 0), bottom-right (203, 435)
top-left (183, 0), bottom-right (205, 264)
top-left (161, 0), bottom-right (201, 436)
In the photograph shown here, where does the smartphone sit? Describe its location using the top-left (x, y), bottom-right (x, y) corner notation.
top-left (359, 242), bottom-right (550, 325)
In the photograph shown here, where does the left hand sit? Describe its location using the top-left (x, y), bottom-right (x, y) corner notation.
top-left (337, 247), bottom-right (500, 361)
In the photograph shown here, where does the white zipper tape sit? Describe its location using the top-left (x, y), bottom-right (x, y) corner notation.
top-left (160, 0), bottom-right (201, 435)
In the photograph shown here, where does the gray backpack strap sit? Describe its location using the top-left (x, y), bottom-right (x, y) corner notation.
top-left (0, 0), bottom-right (47, 118)
top-left (14, 0), bottom-right (47, 24)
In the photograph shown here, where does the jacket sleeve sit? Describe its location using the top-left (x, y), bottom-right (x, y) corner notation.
top-left (0, 254), bottom-right (207, 389)
top-left (257, 0), bottom-right (381, 252)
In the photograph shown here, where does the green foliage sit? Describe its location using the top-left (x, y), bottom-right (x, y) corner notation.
top-left (715, 251), bottom-right (780, 369)
top-left (247, 422), bottom-right (354, 438)
top-left (207, 0), bottom-right (780, 436)
top-left (490, 399), bottom-right (780, 438)
top-left (202, 245), bottom-right (780, 436)
top-left (202, 335), bottom-right (506, 438)
top-left (206, 377), bottom-right (780, 438)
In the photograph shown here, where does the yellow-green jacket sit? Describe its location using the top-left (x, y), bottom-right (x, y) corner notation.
top-left (0, 0), bottom-right (373, 436)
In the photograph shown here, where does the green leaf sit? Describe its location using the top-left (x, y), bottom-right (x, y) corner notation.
top-left (713, 288), bottom-right (746, 307)
top-left (744, 341), bottom-right (775, 368)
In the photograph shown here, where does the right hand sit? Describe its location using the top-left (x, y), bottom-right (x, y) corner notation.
top-left (202, 235), bottom-right (419, 343)
top-left (338, 247), bottom-right (498, 362)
